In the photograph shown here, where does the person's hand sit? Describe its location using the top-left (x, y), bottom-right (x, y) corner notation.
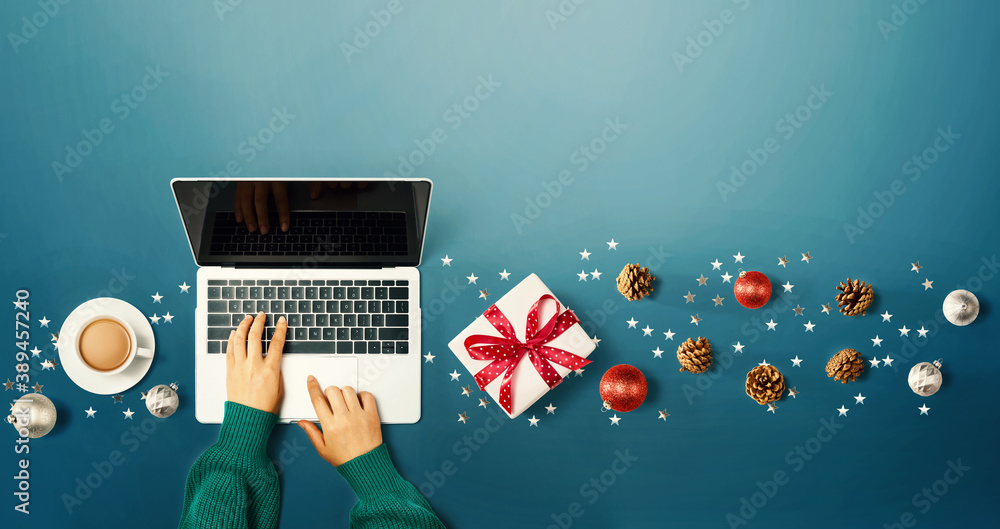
top-left (234, 181), bottom-right (290, 234)
top-left (298, 377), bottom-right (382, 467)
top-left (226, 312), bottom-right (287, 414)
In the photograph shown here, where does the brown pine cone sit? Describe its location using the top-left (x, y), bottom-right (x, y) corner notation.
top-left (746, 365), bottom-right (785, 405)
top-left (826, 348), bottom-right (865, 383)
top-left (616, 263), bottom-right (655, 301)
top-left (836, 278), bottom-right (874, 316)
top-left (677, 337), bottom-right (713, 374)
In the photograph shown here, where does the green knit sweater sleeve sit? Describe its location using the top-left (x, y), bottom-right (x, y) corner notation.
top-left (337, 444), bottom-right (447, 529)
top-left (179, 402), bottom-right (280, 529)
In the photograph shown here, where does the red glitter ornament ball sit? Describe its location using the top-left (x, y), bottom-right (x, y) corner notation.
top-left (599, 364), bottom-right (647, 412)
top-left (734, 270), bottom-right (771, 309)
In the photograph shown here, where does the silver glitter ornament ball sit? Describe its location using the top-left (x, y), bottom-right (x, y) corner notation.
top-left (908, 360), bottom-right (943, 397)
top-left (7, 393), bottom-right (57, 438)
top-left (943, 290), bottom-right (979, 326)
top-left (143, 383), bottom-right (179, 418)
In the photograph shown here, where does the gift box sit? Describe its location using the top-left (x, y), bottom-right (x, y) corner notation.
top-left (447, 274), bottom-right (596, 418)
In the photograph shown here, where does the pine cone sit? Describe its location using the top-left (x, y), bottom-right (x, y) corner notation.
top-left (677, 337), bottom-right (713, 373)
top-left (836, 278), bottom-right (874, 316)
top-left (746, 365), bottom-right (785, 405)
top-left (616, 263), bottom-right (655, 301)
top-left (826, 348), bottom-right (865, 383)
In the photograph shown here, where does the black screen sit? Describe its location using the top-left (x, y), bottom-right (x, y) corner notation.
top-left (172, 179), bottom-right (431, 268)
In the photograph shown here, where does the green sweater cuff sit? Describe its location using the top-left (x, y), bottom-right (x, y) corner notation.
top-left (336, 444), bottom-right (406, 499)
top-left (217, 401), bottom-right (278, 459)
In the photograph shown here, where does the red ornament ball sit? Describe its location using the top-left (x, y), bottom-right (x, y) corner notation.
top-left (734, 270), bottom-right (771, 309)
top-left (600, 364), bottom-right (647, 412)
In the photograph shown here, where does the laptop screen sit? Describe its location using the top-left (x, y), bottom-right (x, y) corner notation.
top-left (172, 179), bottom-right (431, 268)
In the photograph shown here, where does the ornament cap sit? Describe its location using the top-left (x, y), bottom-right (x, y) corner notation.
top-left (933, 359), bottom-right (942, 368)
top-left (601, 401), bottom-right (612, 412)
top-left (738, 268), bottom-right (746, 278)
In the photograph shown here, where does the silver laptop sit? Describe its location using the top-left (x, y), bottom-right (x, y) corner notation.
top-left (170, 178), bottom-right (431, 424)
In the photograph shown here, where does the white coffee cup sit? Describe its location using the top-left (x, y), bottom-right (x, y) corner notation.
top-left (75, 314), bottom-right (152, 376)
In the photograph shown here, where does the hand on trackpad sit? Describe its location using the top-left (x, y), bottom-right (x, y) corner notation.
top-left (279, 356), bottom-right (358, 420)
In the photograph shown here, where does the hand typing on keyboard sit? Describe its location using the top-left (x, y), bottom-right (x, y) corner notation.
top-left (226, 312), bottom-right (287, 414)
top-left (298, 376), bottom-right (383, 467)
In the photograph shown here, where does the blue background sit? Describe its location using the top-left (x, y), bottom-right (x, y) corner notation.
top-left (2, 1), bottom-right (998, 527)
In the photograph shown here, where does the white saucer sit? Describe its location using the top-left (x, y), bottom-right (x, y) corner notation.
top-left (58, 298), bottom-right (156, 395)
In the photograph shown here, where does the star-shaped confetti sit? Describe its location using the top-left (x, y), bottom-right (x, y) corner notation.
top-left (528, 415), bottom-right (540, 426)
top-left (696, 275), bottom-right (708, 286)
top-left (39, 316), bottom-right (51, 327)
top-left (821, 303), bottom-right (832, 314)
top-left (499, 269), bottom-right (510, 280)
top-left (85, 407), bottom-right (97, 418)
top-left (652, 347), bottom-right (664, 358)
top-left (441, 255), bottom-right (453, 266)
top-left (881, 311), bottom-right (893, 322)
top-left (712, 295), bottom-right (724, 306)
top-left (766, 319), bottom-right (778, 331)
top-left (609, 414), bottom-right (621, 425)
top-left (854, 393), bottom-right (866, 405)
top-left (51, 333), bottom-right (59, 342)
top-left (710, 259), bottom-right (722, 270)
top-left (663, 329), bottom-right (675, 341)
top-left (606, 239), bottom-right (618, 250)
top-left (41, 359), bottom-right (55, 370)
top-left (577, 271), bottom-right (589, 282)
top-left (149, 314), bottom-right (161, 325)
top-left (179, 282), bottom-right (191, 293)
top-left (793, 305), bottom-right (804, 316)
top-left (423, 352), bottom-right (435, 363)
top-left (918, 404), bottom-right (930, 415)
top-left (457, 412), bottom-right (468, 423)
top-left (721, 272), bottom-right (733, 283)
top-left (733, 252), bottom-right (745, 263)
top-left (478, 289), bottom-right (489, 300)
top-left (449, 370), bottom-right (461, 381)
top-left (30, 347), bottom-right (41, 357)
top-left (758, 359), bottom-right (770, 366)
top-left (152, 292), bottom-right (163, 303)
top-left (162, 312), bottom-right (174, 324)
top-left (683, 292), bottom-right (695, 303)
top-left (782, 282), bottom-right (794, 293)
top-left (801, 251), bottom-right (812, 263)
top-left (626, 318), bottom-right (638, 328)
top-left (579, 249), bottom-right (591, 260)
top-left (882, 356), bottom-right (894, 367)
top-left (899, 326), bottom-right (910, 336)
top-left (591, 336), bottom-right (602, 347)
top-left (466, 273), bottom-right (478, 284)
top-left (871, 336), bottom-right (883, 347)
top-left (803, 321), bottom-right (815, 332)
top-left (478, 397), bottom-right (490, 408)
top-left (787, 387), bottom-right (799, 398)
top-left (123, 408), bottom-right (135, 419)
top-left (922, 279), bottom-right (933, 290)
top-left (837, 405), bottom-right (849, 416)
top-left (112, 394), bottom-right (123, 403)
top-left (917, 326), bottom-right (929, 338)
top-left (658, 409), bottom-right (670, 420)
top-left (690, 314), bottom-right (701, 326)
top-left (641, 325), bottom-right (653, 336)
top-left (767, 403), bottom-right (778, 414)
top-left (870, 357), bottom-right (881, 368)
top-left (545, 403), bottom-right (557, 414)
top-left (733, 342), bottom-right (745, 354)
top-left (3, 379), bottom-right (12, 390)
top-left (590, 269), bottom-right (602, 280)
top-left (33, 383), bottom-right (43, 393)
top-left (911, 262), bottom-right (922, 273)
top-left (777, 256), bottom-right (789, 267)
top-left (790, 356), bottom-right (802, 367)
top-left (461, 386), bottom-right (472, 397)
top-left (573, 368), bottom-right (585, 377)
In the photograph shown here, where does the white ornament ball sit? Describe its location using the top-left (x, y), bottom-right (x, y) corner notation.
top-left (908, 360), bottom-right (943, 397)
top-left (143, 383), bottom-right (179, 418)
top-left (6, 393), bottom-right (57, 438)
top-left (943, 289), bottom-right (979, 326)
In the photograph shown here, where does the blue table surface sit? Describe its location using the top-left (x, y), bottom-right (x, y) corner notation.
top-left (2, 1), bottom-right (999, 527)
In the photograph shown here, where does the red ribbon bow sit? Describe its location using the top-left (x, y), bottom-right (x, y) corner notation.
top-left (464, 295), bottom-right (591, 415)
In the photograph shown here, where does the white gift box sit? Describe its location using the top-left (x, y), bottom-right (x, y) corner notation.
top-left (447, 274), bottom-right (596, 419)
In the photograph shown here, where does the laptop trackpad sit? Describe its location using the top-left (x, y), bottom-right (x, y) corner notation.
top-left (278, 356), bottom-right (358, 420)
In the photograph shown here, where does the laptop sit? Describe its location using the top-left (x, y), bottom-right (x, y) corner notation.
top-left (170, 178), bottom-right (431, 424)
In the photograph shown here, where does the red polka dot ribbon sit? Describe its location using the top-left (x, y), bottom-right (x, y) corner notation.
top-left (464, 294), bottom-right (592, 415)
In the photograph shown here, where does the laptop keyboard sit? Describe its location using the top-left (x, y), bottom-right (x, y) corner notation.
top-left (209, 211), bottom-right (409, 257)
top-left (205, 279), bottom-right (410, 355)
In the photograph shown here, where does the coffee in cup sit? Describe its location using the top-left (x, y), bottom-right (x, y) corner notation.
top-left (76, 315), bottom-right (152, 375)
